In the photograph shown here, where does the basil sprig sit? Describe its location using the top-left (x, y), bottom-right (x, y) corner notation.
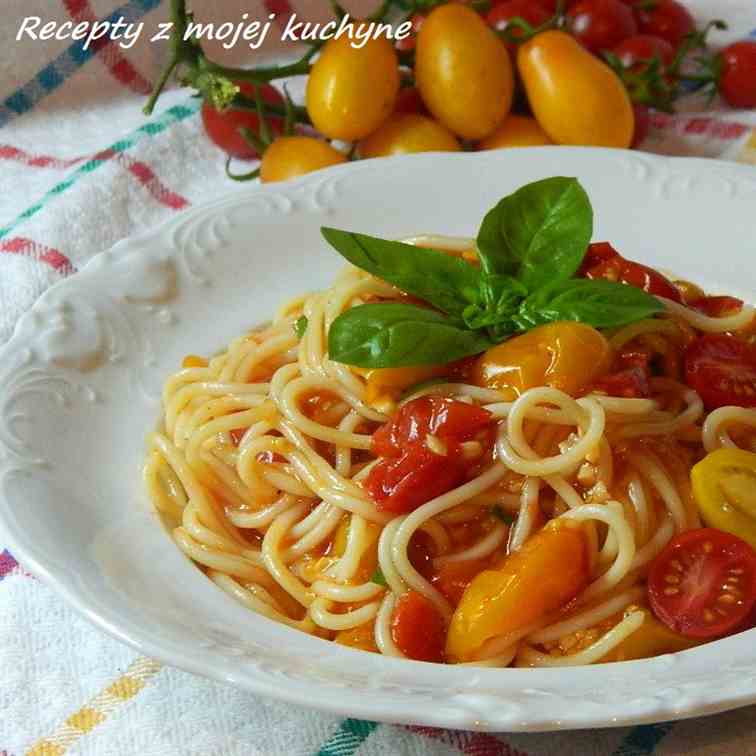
top-left (324, 177), bottom-right (662, 368)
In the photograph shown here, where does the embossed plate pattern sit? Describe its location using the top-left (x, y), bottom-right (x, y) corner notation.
top-left (2, 149), bottom-right (756, 731)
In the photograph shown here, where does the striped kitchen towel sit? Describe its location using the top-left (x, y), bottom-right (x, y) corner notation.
top-left (2, 1), bottom-right (756, 754)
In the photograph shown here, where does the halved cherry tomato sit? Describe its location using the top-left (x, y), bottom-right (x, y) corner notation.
top-left (477, 115), bottom-right (553, 149)
top-left (260, 136), bottom-right (346, 183)
top-left (473, 321), bottom-right (611, 400)
top-left (613, 33), bottom-right (674, 70)
top-left (358, 113), bottom-right (460, 158)
top-left (201, 83), bottom-right (284, 159)
top-left (648, 528), bottom-right (756, 638)
top-left (692, 449), bottom-right (756, 550)
top-left (593, 366), bottom-right (651, 398)
top-left (366, 397), bottom-right (493, 514)
top-left (517, 30), bottom-right (634, 148)
top-left (719, 41), bottom-right (756, 110)
top-left (635, 0), bottom-right (695, 48)
top-left (361, 364), bottom-right (449, 407)
top-left (684, 334), bottom-right (756, 410)
top-left (567, 0), bottom-right (638, 54)
top-left (447, 522), bottom-right (590, 661)
top-left (580, 241), bottom-right (682, 302)
top-left (691, 296), bottom-right (744, 319)
top-left (391, 590), bottom-right (446, 662)
top-left (371, 396), bottom-right (493, 458)
top-left (486, 0), bottom-right (550, 55)
top-left (335, 621), bottom-right (379, 653)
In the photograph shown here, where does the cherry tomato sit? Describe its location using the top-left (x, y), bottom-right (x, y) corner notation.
top-left (358, 113), bottom-right (460, 158)
top-left (517, 30), bottom-right (634, 147)
top-left (692, 449), bottom-right (756, 551)
top-left (691, 296), bottom-right (743, 318)
top-left (602, 608), bottom-right (701, 661)
top-left (613, 33), bottom-right (674, 70)
top-left (431, 557), bottom-right (493, 606)
top-left (486, 0), bottom-right (550, 55)
top-left (366, 397), bottom-right (493, 514)
top-left (447, 523), bottom-right (589, 661)
top-left (306, 31), bottom-right (400, 141)
top-left (593, 366), bottom-right (651, 398)
top-left (580, 241), bottom-right (682, 301)
top-left (632, 103), bottom-right (651, 147)
top-left (474, 321), bottom-right (612, 400)
top-left (395, 12), bottom-right (425, 53)
top-left (648, 528), bottom-right (756, 638)
top-left (394, 86), bottom-right (428, 115)
top-left (259, 136), bottom-right (346, 183)
top-left (684, 334), bottom-right (756, 411)
top-left (391, 590), bottom-right (446, 662)
top-left (477, 114), bottom-right (553, 149)
top-left (335, 621), bottom-right (379, 653)
top-left (567, 0), bottom-right (639, 54)
top-left (201, 83), bottom-right (284, 159)
top-left (636, 0), bottom-right (695, 48)
top-left (416, 4), bottom-right (514, 139)
top-left (719, 41), bottom-right (756, 109)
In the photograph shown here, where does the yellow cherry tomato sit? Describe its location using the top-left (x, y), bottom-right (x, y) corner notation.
top-left (691, 449), bottom-right (756, 550)
top-left (306, 32), bottom-right (400, 141)
top-left (415, 4), bottom-right (514, 140)
top-left (182, 354), bottom-right (208, 369)
top-left (477, 115), bottom-right (553, 150)
top-left (517, 30), bottom-right (634, 148)
top-left (335, 621), bottom-right (378, 653)
top-left (447, 523), bottom-right (589, 662)
top-left (358, 113), bottom-right (460, 158)
top-left (473, 322), bottom-right (612, 401)
top-left (260, 137), bottom-right (346, 183)
top-left (602, 609), bottom-right (701, 662)
top-left (359, 364), bottom-right (451, 407)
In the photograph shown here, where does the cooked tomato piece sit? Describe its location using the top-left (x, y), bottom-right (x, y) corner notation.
top-left (391, 590), bottom-right (446, 662)
top-left (580, 242), bottom-right (682, 302)
top-left (230, 428), bottom-right (246, 446)
top-left (684, 334), bottom-right (756, 410)
top-left (431, 557), bottom-right (492, 606)
top-left (690, 296), bottom-right (744, 318)
top-left (648, 528), bottom-right (756, 638)
top-left (366, 442), bottom-right (465, 514)
top-left (593, 366), bottom-right (651, 398)
top-left (371, 396), bottom-right (493, 458)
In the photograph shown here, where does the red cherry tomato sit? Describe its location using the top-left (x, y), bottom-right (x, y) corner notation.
top-left (684, 334), bottom-right (756, 411)
top-left (394, 86), bottom-right (428, 115)
top-left (636, 0), bottom-right (695, 48)
top-left (391, 590), bottom-right (446, 662)
top-left (613, 33), bottom-right (675, 69)
top-left (691, 295), bottom-right (744, 318)
top-left (594, 366), bottom-right (651, 398)
top-left (719, 40), bottom-right (756, 109)
top-left (371, 396), bottom-right (493, 458)
top-left (486, 0), bottom-right (550, 54)
top-left (567, 0), bottom-right (638, 53)
top-left (632, 103), bottom-right (651, 147)
top-left (648, 528), bottom-right (756, 638)
top-left (395, 12), bottom-right (425, 52)
top-left (201, 83), bottom-right (284, 159)
top-left (580, 242), bottom-right (682, 301)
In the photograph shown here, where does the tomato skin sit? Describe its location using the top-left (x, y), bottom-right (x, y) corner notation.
top-left (684, 334), bottom-right (756, 411)
top-left (613, 33), bottom-right (674, 69)
top-left (201, 83), bottom-right (284, 159)
top-left (648, 528), bottom-right (756, 638)
top-left (391, 590), bottom-right (446, 663)
top-left (358, 113), bottom-right (460, 158)
top-left (636, 0), bottom-right (695, 47)
top-left (306, 32), bottom-right (400, 141)
top-left (719, 41), bottom-right (756, 109)
top-left (581, 241), bottom-right (682, 301)
top-left (486, 0), bottom-right (550, 55)
top-left (372, 396), bottom-right (493, 458)
top-left (259, 136), bottom-right (346, 183)
top-left (517, 31), bottom-right (634, 148)
top-left (631, 103), bottom-right (651, 147)
top-left (692, 449), bottom-right (756, 551)
top-left (593, 366), bottom-right (651, 398)
top-left (416, 4), bottom-right (514, 139)
top-left (567, 0), bottom-right (639, 54)
top-left (691, 296), bottom-right (743, 318)
top-left (394, 86), bottom-right (428, 115)
top-left (477, 115), bottom-right (553, 149)
top-left (395, 12), bottom-right (425, 53)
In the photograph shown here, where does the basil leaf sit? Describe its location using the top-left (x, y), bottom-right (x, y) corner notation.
top-left (328, 303), bottom-right (493, 368)
top-left (492, 506), bottom-right (516, 525)
top-left (321, 227), bottom-right (481, 319)
top-left (294, 315), bottom-right (308, 339)
top-left (371, 567), bottom-right (388, 587)
top-left (515, 279), bottom-right (663, 330)
top-left (476, 177), bottom-right (593, 291)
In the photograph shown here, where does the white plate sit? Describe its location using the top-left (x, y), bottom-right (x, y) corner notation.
top-left (2, 148), bottom-right (756, 732)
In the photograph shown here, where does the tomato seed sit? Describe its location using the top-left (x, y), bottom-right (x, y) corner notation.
top-left (703, 541), bottom-right (714, 553)
top-left (730, 568), bottom-right (745, 575)
top-left (664, 586), bottom-right (679, 596)
top-left (718, 593), bottom-right (737, 604)
top-left (664, 574), bottom-right (680, 584)
top-left (671, 559), bottom-right (683, 571)
top-left (704, 609), bottom-right (716, 623)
